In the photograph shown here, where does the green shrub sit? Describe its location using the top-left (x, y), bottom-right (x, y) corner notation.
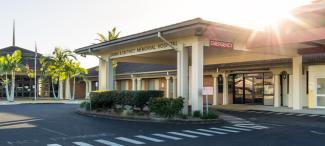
top-left (80, 101), bottom-right (91, 111)
top-left (193, 110), bottom-right (202, 118)
top-left (132, 90), bottom-right (164, 110)
top-left (149, 97), bottom-right (184, 118)
top-left (90, 90), bottom-right (118, 110)
top-left (89, 90), bottom-right (164, 111)
top-left (201, 111), bottom-right (218, 119)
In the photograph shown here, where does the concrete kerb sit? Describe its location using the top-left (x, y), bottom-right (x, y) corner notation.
top-left (211, 104), bottom-right (325, 116)
top-left (76, 109), bottom-right (222, 124)
top-left (0, 100), bottom-right (83, 105)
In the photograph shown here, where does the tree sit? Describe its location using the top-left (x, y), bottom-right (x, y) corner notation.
top-left (67, 61), bottom-right (88, 100)
top-left (0, 50), bottom-right (32, 102)
top-left (95, 27), bottom-right (120, 43)
top-left (40, 47), bottom-right (76, 99)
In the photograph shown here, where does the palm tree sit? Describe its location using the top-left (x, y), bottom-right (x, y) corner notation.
top-left (0, 50), bottom-right (30, 102)
top-left (40, 47), bottom-right (76, 99)
top-left (68, 61), bottom-right (87, 100)
top-left (96, 27), bottom-right (120, 43)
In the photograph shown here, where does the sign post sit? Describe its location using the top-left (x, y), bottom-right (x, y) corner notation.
top-left (202, 87), bottom-right (214, 114)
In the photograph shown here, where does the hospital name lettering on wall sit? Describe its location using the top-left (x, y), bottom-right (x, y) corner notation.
top-left (112, 41), bottom-right (178, 57)
top-left (210, 40), bottom-right (233, 49)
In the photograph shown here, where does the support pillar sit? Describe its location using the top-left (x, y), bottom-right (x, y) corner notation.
top-left (293, 55), bottom-right (303, 110)
top-left (213, 74), bottom-right (218, 105)
top-left (172, 76), bottom-right (177, 98)
top-left (222, 73), bottom-right (228, 105)
top-left (177, 46), bottom-right (189, 114)
top-left (274, 74), bottom-right (281, 107)
top-left (106, 57), bottom-right (114, 90)
top-left (288, 74), bottom-right (293, 108)
top-left (132, 78), bottom-right (137, 91)
top-left (191, 39), bottom-right (204, 113)
top-left (165, 76), bottom-right (171, 98)
top-left (137, 78), bottom-right (142, 90)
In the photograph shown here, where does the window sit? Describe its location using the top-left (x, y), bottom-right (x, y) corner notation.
top-left (316, 78), bottom-right (325, 107)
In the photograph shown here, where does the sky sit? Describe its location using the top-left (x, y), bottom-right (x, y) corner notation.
top-left (0, 0), bottom-right (312, 68)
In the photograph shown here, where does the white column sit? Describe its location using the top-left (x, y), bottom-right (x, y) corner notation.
top-left (274, 74), bottom-right (281, 107)
top-left (88, 81), bottom-right (92, 92)
top-left (106, 57), bottom-right (114, 90)
top-left (65, 77), bottom-right (71, 100)
top-left (137, 78), bottom-right (142, 90)
top-left (293, 55), bottom-right (303, 110)
top-left (222, 73), bottom-right (229, 105)
top-left (288, 74), bottom-right (293, 108)
top-left (132, 78), bottom-right (137, 91)
top-left (165, 76), bottom-right (171, 98)
top-left (177, 46), bottom-right (189, 114)
top-left (172, 76), bottom-right (177, 98)
top-left (114, 80), bottom-right (118, 90)
top-left (191, 39), bottom-right (204, 113)
top-left (213, 75), bottom-right (218, 105)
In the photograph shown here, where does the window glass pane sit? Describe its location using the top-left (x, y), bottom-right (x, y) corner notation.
top-left (317, 96), bottom-right (325, 106)
top-left (317, 78), bottom-right (325, 94)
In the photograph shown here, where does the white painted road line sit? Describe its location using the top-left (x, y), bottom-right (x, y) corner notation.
top-left (197, 129), bottom-right (227, 135)
top-left (210, 127), bottom-right (240, 133)
top-left (47, 144), bottom-right (62, 146)
top-left (234, 124), bottom-right (269, 130)
top-left (296, 114), bottom-right (306, 116)
top-left (167, 132), bottom-right (198, 138)
top-left (223, 126), bottom-right (252, 131)
top-left (285, 113), bottom-right (294, 116)
top-left (183, 130), bottom-right (213, 136)
top-left (309, 115), bottom-right (318, 117)
top-left (152, 133), bottom-right (182, 140)
top-left (265, 112), bottom-right (275, 114)
top-left (73, 142), bottom-right (94, 146)
top-left (321, 116), bottom-right (325, 118)
top-left (275, 113), bottom-right (285, 115)
top-left (115, 137), bottom-right (145, 145)
top-left (95, 139), bottom-right (124, 146)
top-left (135, 135), bottom-right (164, 142)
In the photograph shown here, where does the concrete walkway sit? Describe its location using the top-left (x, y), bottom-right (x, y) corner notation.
top-left (0, 98), bottom-right (83, 105)
top-left (211, 104), bottom-right (325, 116)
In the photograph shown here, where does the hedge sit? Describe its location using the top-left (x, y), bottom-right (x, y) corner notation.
top-left (89, 90), bottom-right (164, 110)
top-left (148, 97), bottom-right (184, 118)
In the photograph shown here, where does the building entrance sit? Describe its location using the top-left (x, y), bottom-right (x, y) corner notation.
top-left (233, 73), bottom-right (274, 105)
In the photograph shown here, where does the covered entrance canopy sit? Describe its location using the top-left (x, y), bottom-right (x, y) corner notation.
top-left (75, 5), bottom-right (325, 113)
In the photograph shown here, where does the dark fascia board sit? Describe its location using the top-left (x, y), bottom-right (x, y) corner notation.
top-left (74, 18), bottom-right (250, 54)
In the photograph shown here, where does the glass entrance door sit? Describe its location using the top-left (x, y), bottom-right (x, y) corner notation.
top-left (316, 78), bottom-right (325, 108)
top-left (234, 73), bottom-right (265, 105)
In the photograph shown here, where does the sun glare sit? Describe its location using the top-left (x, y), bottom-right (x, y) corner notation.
top-left (200, 0), bottom-right (312, 30)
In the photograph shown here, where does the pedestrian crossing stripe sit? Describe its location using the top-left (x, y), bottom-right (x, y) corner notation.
top-left (183, 130), bottom-right (213, 136)
top-left (115, 137), bottom-right (145, 145)
top-left (135, 135), bottom-right (164, 142)
top-left (210, 127), bottom-right (240, 133)
top-left (73, 142), bottom-right (93, 146)
top-left (95, 139), bottom-right (124, 146)
top-left (223, 126), bottom-right (252, 131)
top-left (197, 129), bottom-right (228, 134)
top-left (152, 133), bottom-right (182, 140)
top-left (168, 132), bottom-right (198, 138)
top-left (47, 144), bottom-right (62, 146)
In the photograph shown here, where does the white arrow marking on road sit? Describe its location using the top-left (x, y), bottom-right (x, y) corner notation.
top-left (222, 126), bottom-right (252, 131)
top-left (95, 139), bottom-right (124, 146)
top-left (167, 132), bottom-right (198, 138)
top-left (210, 127), bottom-right (240, 133)
top-left (115, 137), bottom-right (145, 145)
top-left (73, 142), bottom-right (93, 146)
top-left (183, 130), bottom-right (213, 136)
top-left (197, 129), bottom-right (227, 135)
top-left (234, 124), bottom-right (269, 129)
top-left (135, 135), bottom-right (164, 142)
top-left (152, 133), bottom-right (182, 140)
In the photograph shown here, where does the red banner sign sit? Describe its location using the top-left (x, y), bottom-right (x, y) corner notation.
top-left (210, 40), bottom-right (233, 49)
